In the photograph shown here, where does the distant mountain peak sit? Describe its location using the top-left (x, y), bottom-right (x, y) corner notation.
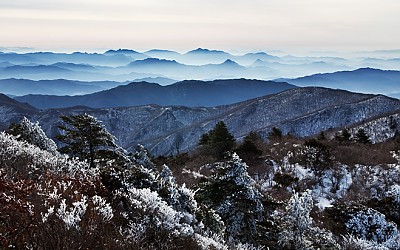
top-left (244, 52), bottom-right (279, 60)
top-left (127, 58), bottom-right (180, 67)
top-left (222, 59), bottom-right (239, 65)
top-left (105, 49), bottom-right (141, 54)
top-left (187, 48), bottom-right (228, 54)
top-left (354, 67), bottom-right (382, 72)
top-left (145, 49), bottom-right (179, 54)
top-left (247, 52), bottom-right (268, 56)
top-left (142, 58), bottom-right (178, 64)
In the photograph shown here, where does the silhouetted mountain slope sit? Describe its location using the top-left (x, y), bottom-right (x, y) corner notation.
top-left (0, 53), bottom-right (39, 64)
top-left (0, 65), bottom-right (71, 75)
top-left (25, 52), bottom-right (133, 66)
top-left (186, 48), bottom-right (230, 56)
top-left (144, 49), bottom-right (181, 58)
top-left (15, 79), bottom-right (296, 109)
top-left (0, 79), bottom-right (124, 96)
top-left (0, 93), bottom-right (38, 130)
top-left (51, 62), bottom-right (99, 72)
top-left (132, 77), bottom-right (177, 85)
top-left (284, 68), bottom-right (400, 97)
top-left (0, 93), bottom-right (37, 112)
top-left (4, 87), bottom-right (400, 155)
top-left (126, 58), bottom-right (184, 69)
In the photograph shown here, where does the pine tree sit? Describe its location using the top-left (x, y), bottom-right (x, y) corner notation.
top-left (157, 165), bottom-right (179, 207)
top-left (354, 128), bottom-right (371, 144)
top-left (236, 131), bottom-right (263, 161)
top-left (199, 121), bottom-right (235, 158)
top-left (279, 190), bottom-right (313, 249)
top-left (156, 165), bottom-right (198, 220)
top-left (317, 131), bottom-right (326, 141)
top-left (56, 114), bottom-right (117, 167)
top-left (335, 128), bottom-right (351, 142)
top-left (132, 144), bottom-right (155, 170)
top-left (268, 127), bottom-right (283, 142)
top-left (196, 153), bottom-right (263, 243)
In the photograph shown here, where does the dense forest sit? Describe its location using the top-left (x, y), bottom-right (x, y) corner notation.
top-left (1, 114), bottom-right (400, 249)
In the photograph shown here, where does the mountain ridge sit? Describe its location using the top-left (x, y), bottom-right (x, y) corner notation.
top-left (3, 87), bottom-right (400, 155)
top-left (14, 79), bottom-right (297, 109)
top-left (283, 68), bottom-right (400, 97)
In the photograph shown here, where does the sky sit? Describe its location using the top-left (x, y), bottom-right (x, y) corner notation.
top-left (0, 0), bottom-right (399, 53)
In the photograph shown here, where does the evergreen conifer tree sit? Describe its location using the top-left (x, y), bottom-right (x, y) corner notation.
top-left (236, 131), bottom-right (262, 160)
top-left (317, 131), bottom-right (326, 141)
top-left (335, 128), bottom-right (351, 142)
top-left (196, 153), bottom-right (263, 243)
top-left (302, 138), bottom-right (332, 170)
top-left (268, 127), bottom-right (283, 142)
top-left (56, 114), bottom-right (117, 167)
top-left (354, 128), bottom-right (371, 144)
top-left (198, 121), bottom-right (235, 158)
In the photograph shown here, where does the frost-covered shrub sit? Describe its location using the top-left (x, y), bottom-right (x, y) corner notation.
top-left (116, 187), bottom-right (196, 248)
top-left (341, 235), bottom-right (390, 250)
top-left (0, 131), bottom-right (93, 177)
top-left (0, 159), bottom-right (120, 249)
top-left (347, 164), bottom-right (400, 200)
top-left (0, 170), bottom-right (35, 248)
top-left (194, 232), bottom-right (229, 250)
top-left (387, 184), bottom-right (400, 205)
top-left (345, 207), bottom-right (398, 244)
top-left (7, 117), bottom-right (58, 154)
top-left (100, 149), bottom-right (158, 192)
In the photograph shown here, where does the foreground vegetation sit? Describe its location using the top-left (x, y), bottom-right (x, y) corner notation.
top-left (1, 114), bottom-right (400, 249)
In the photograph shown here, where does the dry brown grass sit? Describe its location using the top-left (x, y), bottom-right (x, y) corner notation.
top-left (329, 142), bottom-right (396, 166)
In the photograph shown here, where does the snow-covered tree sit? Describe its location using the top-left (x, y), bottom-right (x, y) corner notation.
top-left (155, 164), bottom-right (198, 227)
top-left (345, 207), bottom-right (399, 246)
top-left (279, 190), bottom-right (339, 250)
top-left (7, 117), bottom-right (58, 154)
top-left (279, 190), bottom-right (314, 249)
top-left (56, 114), bottom-right (117, 167)
top-left (301, 139), bottom-right (332, 170)
top-left (196, 153), bottom-right (263, 243)
top-left (132, 144), bottom-right (155, 170)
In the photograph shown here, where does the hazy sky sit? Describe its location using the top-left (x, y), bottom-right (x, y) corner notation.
top-left (0, 0), bottom-right (399, 52)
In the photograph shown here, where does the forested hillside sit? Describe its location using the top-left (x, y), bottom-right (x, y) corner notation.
top-left (1, 114), bottom-right (400, 249)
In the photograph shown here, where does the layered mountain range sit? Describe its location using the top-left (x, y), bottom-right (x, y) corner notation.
top-left (0, 50), bottom-right (399, 99)
top-left (0, 48), bottom-right (400, 155)
top-left (1, 48), bottom-right (400, 89)
top-left (1, 87), bottom-right (399, 155)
